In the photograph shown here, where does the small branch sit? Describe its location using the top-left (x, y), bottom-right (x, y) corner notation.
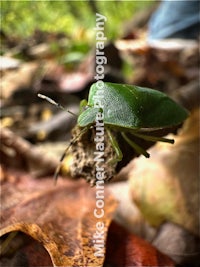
top-left (0, 127), bottom-right (59, 177)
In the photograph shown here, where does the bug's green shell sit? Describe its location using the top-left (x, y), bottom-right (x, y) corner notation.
top-left (78, 82), bottom-right (188, 129)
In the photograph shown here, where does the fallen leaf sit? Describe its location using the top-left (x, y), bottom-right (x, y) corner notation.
top-left (0, 171), bottom-right (118, 266)
top-left (129, 108), bottom-right (199, 236)
top-left (1, 232), bottom-right (53, 267)
top-left (104, 221), bottom-right (175, 267)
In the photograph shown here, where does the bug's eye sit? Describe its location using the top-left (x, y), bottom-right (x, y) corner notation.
top-left (84, 105), bottom-right (90, 110)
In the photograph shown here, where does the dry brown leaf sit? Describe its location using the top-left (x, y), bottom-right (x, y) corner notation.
top-left (129, 108), bottom-right (199, 236)
top-left (1, 232), bottom-right (53, 267)
top-left (0, 171), bottom-right (118, 266)
top-left (104, 221), bottom-right (175, 267)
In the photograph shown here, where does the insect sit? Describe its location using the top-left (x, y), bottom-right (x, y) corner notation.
top-left (38, 82), bottom-right (189, 183)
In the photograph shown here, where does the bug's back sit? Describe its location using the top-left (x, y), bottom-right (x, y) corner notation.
top-left (78, 82), bottom-right (188, 129)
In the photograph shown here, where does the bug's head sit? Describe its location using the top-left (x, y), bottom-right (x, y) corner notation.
top-left (78, 106), bottom-right (101, 127)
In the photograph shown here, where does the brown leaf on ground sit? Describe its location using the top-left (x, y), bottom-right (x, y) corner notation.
top-left (0, 171), bottom-right (118, 266)
top-left (104, 221), bottom-right (175, 267)
top-left (1, 232), bottom-right (53, 267)
top-left (129, 108), bottom-right (200, 236)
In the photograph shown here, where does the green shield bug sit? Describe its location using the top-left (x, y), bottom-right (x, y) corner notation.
top-left (38, 82), bottom-right (189, 184)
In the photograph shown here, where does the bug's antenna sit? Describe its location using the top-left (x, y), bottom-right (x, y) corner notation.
top-left (53, 127), bottom-right (88, 184)
top-left (38, 93), bottom-right (82, 184)
top-left (38, 93), bottom-right (76, 116)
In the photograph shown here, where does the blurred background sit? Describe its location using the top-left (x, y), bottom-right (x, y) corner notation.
top-left (1, 0), bottom-right (156, 150)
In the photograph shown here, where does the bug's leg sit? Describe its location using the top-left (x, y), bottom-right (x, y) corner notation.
top-left (132, 132), bottom-right (174, 144)
top-left (54, 126), bottom-right (89, 184)
top-left (121, 132), bottom-right (150, 158)
top-left (106, 128), bottom-right (123, 163)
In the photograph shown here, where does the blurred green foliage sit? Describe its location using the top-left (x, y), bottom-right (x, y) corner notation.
top-left (1, 0), bottom-right (154, 76)
top-left (1, 0), bottom-right (154, 45)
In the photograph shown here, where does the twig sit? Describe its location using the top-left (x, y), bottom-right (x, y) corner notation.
top-left (0, 127), bottom-right (59, 177)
